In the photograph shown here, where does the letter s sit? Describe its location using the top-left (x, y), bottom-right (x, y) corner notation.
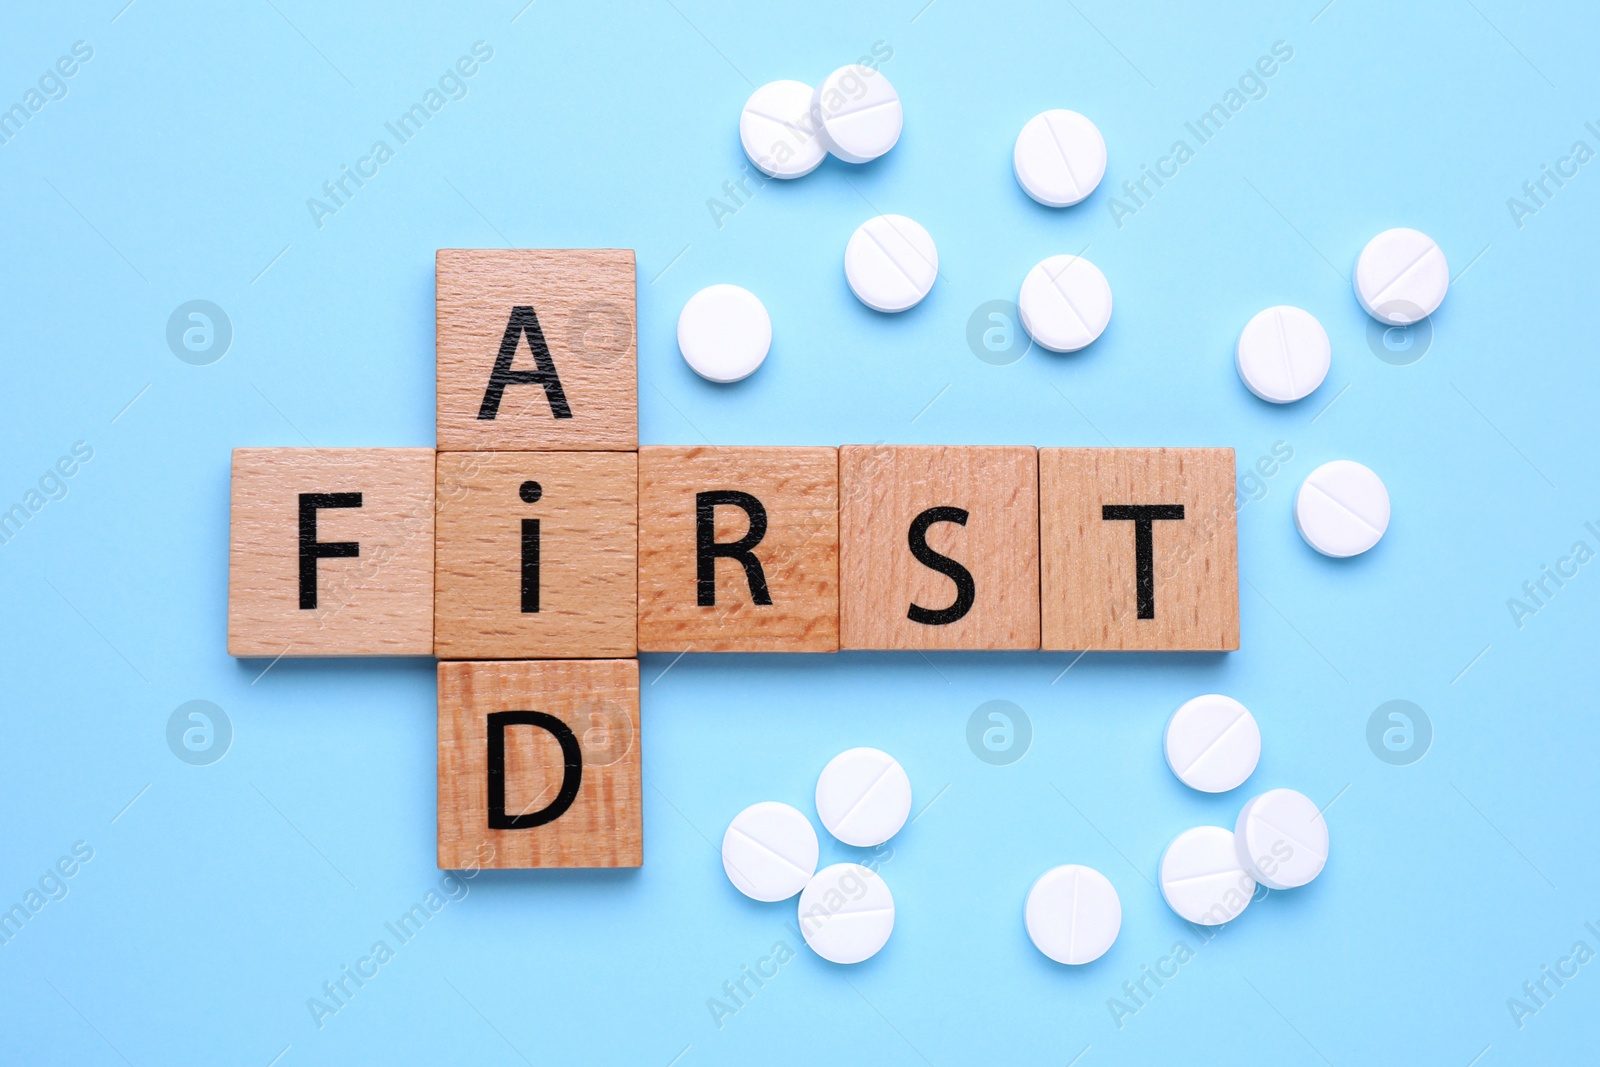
top-left (905, 506), bottom-right (975, 626)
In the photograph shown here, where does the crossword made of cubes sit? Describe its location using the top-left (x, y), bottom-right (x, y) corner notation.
top-left (225, 249), bottom-right (1240, 870)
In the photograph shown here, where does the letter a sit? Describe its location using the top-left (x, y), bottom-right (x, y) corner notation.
top-left (478, 306), bottom-right (573, 421)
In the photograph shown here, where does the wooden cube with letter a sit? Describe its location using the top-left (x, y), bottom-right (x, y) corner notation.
top-left (839, 445), bottom-right (1039, 650)
top-left (1040, 448), bottom-right (1238, 651)
top-left (438, 659), bottom-right (641, 869)
top-left (638, 446), bottom-right (838, 653)
top-left (434, 451), bottom-right (636, 659)
top-left (436, 249), bottom-right (636, 451)
top-left (228, 448), bottom-right (434, 657)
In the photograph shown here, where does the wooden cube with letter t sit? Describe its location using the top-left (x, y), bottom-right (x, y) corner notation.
top-left (637, 446), bottom-right (838, 653)
top-left (437, 659), bottom-right (641, 869)
top-left (1039, 448), bottom-right (1238, 651)
top-left (227, 448), bottom-right (435, 657)
top-left (436, 249), bottom-right (636, 451)
top-left (839, 445), bottom-right (1039, 650)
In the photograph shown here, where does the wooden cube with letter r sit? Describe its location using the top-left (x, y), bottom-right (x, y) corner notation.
top-left (437, 659), bottom-right (641, 869)
top-left (637, 446), bottom-right (838, 653)
top-left (436, 249), bottom-right (636, 451)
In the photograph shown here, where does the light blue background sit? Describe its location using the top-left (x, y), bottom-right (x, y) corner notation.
top-left (2, 1), bottom-right (1596, 1063)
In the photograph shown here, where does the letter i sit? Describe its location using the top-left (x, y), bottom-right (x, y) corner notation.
top-left (519, 480), bottom-right (542, 614)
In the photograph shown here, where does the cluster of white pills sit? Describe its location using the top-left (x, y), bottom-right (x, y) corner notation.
top-left (1027, 695), bottom-right (1330, 965)
top-left (1156, 695), bottom-right (1328, 927)
top-left (680, 86), bottom-right (1124, 382)
top-left (1236, 228), bottom-right (1444, 559)
top-left (721, 747), bottom-right (911, 964)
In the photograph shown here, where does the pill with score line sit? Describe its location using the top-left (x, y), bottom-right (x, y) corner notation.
top-left (1164, 694), bottom-right (1260, 793)
top-left (844, 215), bottom-right (938, 313)
top-left (1159, 825), bottom-right (1256, 925)
top-left (1235, 788), bottom-right (1329, 891)
top-left (722, 801), bottom-right (819, 902)
top-left (1354, 228), bottom-right (1448, 325)
top-left (1018, 254), bottom-right (1112, 352)
top-left (812, 65), bottom-right (902, 164)
top-left (1295, 460), bottom-right (1390, 557)
top-left (797, 862), bottom-right (895, 964)
top-left (739, 79), bottom-right (827, 179)
top-left (1235, 305), bottom-right (1330, 403)
top-left (815, 747), bottom-right (911, 847)
top-left (1013, 109), bottom-right (1106, 207)
top-left (1025, 864), bottom-right (1121, 964)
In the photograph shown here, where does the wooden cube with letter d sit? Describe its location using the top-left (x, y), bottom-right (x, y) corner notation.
top-left (437, 659), bottom-right (641, 869)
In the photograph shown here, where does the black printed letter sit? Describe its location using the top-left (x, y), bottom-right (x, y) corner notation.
top-left (486, 711), bottom-right (582, 830)
top-left (477, 306), bottom-right (573, 421)
top-left (906, 506), bottom-right (975, 626)
top-left (298, 492), bottom-right (362, 609)
top-left (1101, 504), bottom-right (1186, 619)
top-left (695, 490), bottom-right (771, 607)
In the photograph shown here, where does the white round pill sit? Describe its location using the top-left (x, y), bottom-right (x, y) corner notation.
top-left (797, 862), bottom-right (894, 964)
top-left (1354, 228), bottom-right (1448, 325)
top-left (1024, 864), bottom-right (1121, 965)
top-left (811, 66), bottom-right (902, 164)
top-left (1235, 306), bottom-right (1330, 404)
top-left (722, 801), bottom-right (819, 902)
top-left (1236, 788), bottom-right (1329, 890)
top-left (739, 80), bottom-right (827, 179)
top-left (1013, 110), bottom-right (1107, 207)
top-left (676, 284), bottom-right (771, 383)
top-left (1164, 695), bottom-right (1260, 793)
top-left (1295, 460), bottom-right (1390, 557)
top-left (1018, 255), bottom-right (1112, 352)
top-left (815, 747), bottom-right (911, 847)
top-left (1159, 826), bottom-right (1256, 926)
top-left (844, 215), bottom-right (938, 313)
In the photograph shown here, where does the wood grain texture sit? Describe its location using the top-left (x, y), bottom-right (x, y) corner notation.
top-left (437, 659), bottom-right (641, 869)
top-left (839, 445), bottom-right (1040, 650)
top-left (228, 448), bottom-right (434, 657)
top-left (436, 249), bottom-right (636, 451)
top-left (637, 446), bottom-right (838, 653)
top-left (434, 451), bottom-right (637, 658)
top-left (1040, 448), bottom-right (1238, 651)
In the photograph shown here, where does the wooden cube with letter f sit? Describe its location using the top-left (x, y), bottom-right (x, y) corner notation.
top-left (437, 659), bottom-right (641, 869)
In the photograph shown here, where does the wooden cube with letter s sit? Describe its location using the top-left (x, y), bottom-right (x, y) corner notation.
top-left (838, 445), bottom-right (1040, 650)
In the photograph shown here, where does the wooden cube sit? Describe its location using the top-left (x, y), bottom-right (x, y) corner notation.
top-left (228, 448), bottom-right (434, 657)
top-left (434, 451), bottom-right (637, 659)
top-left (839, 446), bottom-right (1039, 650)
top-left (436, 249), bottom-right (636, 452)
top-left (637, 446), bottom-right (838, 653)
top-left (437, 659), bottom-right (641, 869)
top-left (1040, 448), bottom-right (1238, 651)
